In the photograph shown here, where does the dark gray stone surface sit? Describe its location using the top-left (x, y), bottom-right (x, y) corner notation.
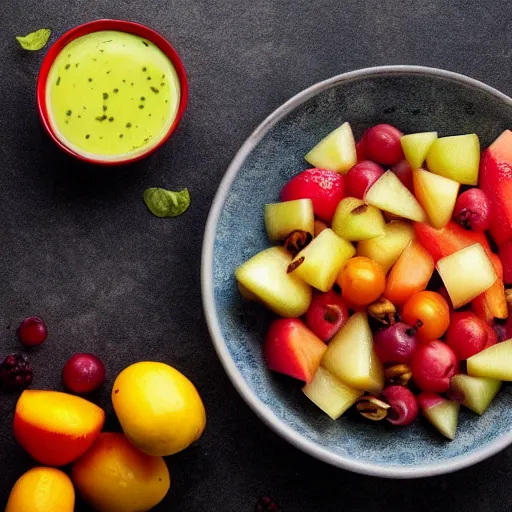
top-left (0, 1), bottom-right (511, 511)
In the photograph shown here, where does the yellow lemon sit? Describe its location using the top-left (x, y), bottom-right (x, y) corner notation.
top-left (112, 361), bottom-right (206, 456)
top-left (6, 467), bottom-right (75, 512)
top-left (72, 432), bottom-right (170, 512)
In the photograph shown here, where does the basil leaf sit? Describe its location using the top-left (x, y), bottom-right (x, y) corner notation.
top-left (16, 28), bottom-right (52, 51)
top-left (143, 187), bottom-right (191, 218)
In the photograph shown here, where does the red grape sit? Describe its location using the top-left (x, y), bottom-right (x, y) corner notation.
top-left (411, 340), bottom-right (458, 393)
top-left (281, 168), bottom-right (345, 222)
top-left (453, 188), bottom-right (490, 231)
top-left (373, 322), bottom-right (419, 364)
top-left (344, 160), bottom-right (384, 199)
top-left (62, 353), bottom-right (106, 394)
top-left (382, 385), bottom-right (419, 426)
top-left (391, 159), bottom-right (414, 192)
top-left (17, 317), bottom-right (48, 347)
top-left (365, 124), bottom-right (404, 165)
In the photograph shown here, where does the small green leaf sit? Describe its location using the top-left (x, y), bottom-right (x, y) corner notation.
top-left (143, 187), bottom-right (191, 218)
top-left (16, 28), bottom-right (52, 51)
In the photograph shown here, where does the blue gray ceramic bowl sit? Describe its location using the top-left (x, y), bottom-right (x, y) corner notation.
top-left (202, 66), bottom-right (512, 478)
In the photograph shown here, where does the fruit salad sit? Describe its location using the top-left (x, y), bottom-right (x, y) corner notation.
top-left (235, 122), bottom-right (512, 440)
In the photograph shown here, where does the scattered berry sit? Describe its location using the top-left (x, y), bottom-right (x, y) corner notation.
top-left (0, 354), bottom-right (33, 390)
top-left (62, 353), bottom-right (106, 394)
top-left (255, 497), bottom-right (282, 512)
top-left (17, 317), bottom-right (48, 347)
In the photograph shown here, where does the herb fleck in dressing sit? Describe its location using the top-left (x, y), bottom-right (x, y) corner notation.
top-left (45, 30), bottom-right (180, 161)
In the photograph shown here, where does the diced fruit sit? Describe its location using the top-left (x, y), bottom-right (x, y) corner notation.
top-left (281, 168), bottom-right (345, 222)
top-left (374, 322), bottom-right (419, 364)
top-left (401, 291), bottom-right (450, 342)
top-left (366, 171), bottom-right (427, 222)
top-left (436, 244), bottom-right (497, 309)
top-left (314, 220), bottom-right (328, 237)
top-left (472, 253), bottom-right (508, 322)
top-left (337, 256), bottom-right (386, 306)
top-left (450, 374), bottom-right (501, 415)
top-left (384, 241), bottom-right (434, 305)
top-left (331, 197), bottom-right (385, 241)
top-left (478, 129), bottom-right (512, 246)
top-left (400, 131), bottom-right (438, 169)
top-left (302, 367), bottom-right (363, 420)
top-left (344, 160), bottom-right (384, 199)
top-left (62, 353), bottom-right (106, 394)
top-left (322, 312), bottom-right (384, 394)
top-left (264, 199), bottom-right (314, 242)
top-left (411, 340), bottom-right (458, 393)
top-left (356, 221), bottom-right (415, 273)
top-left (453, 188), bottom-right (490, 232)
top-left (237, 282), bottom-right (260, 302)
top-left (235, 247), bottom-right (312, 317)
top-left (13, 390), bottom-right (105, 466)
top-left (412, 169), bottom-right (460, 229)
top-left (414, 220), bottom-right (491, 262)
top-left (418, 392), bottom-right (459, 440)
top-left (391, 159), bottom-right (414, 192)
top-left (290, 229), bottom-right (355, 292)
top-left (467, 338), bottom-right (512, 380)
top-left (305, 122), bottom-right (357, 173)
top-left (364, 124), bottom-right (404, 165)
top-left (5, 467), bottom-right (75, 512)
top-left (112, 362), bottom-right (206, 456)
top-left (426, 134), bottom-right (480, 185)
top-left (305, 290), bottom-right (348, 342)
top-left (446, 311), bottom-right (495, 360)
top-left (264, 318), bottom-right (327, 382)
top-left (72, 433), bottom-right (170, 512)
top-left (381, 385), bottom-right (419, 426)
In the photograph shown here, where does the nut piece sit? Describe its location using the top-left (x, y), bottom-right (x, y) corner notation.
top-left (368, 297), bottom-right (397, 325)
top-left (283, 230), bottom-right (313, 257)
top-left (385, 364), bottom-right (412, 386)
top-left (356, 396), bottom-right (390, 421)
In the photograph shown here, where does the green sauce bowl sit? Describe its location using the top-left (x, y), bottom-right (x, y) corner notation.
top-left (37, 19), bottom-right (188, 165)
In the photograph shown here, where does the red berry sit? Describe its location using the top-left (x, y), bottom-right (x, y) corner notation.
top-left (344, 160), bottom-right (384, 199)
top-left (373, 322), bottom-right (419, 364)
top-left (255, 497), bottom-right (282, 512)
top-left (17, 317), bottom-right (48, 347)
top-left (0, 354), bottom-right (33, 390)
top-left (365, 124), bottom-right (404, 165)
top-left (453, 188), bottom-right (490, 231)
top-left (381, 385), bottom-right (419, 426)
top-left (281, 168), bottom-right (345, 222)
top-left (445, 311), bottom-right (491, 360)
top-left (411, 340), bottom-right (458, 393)
top-left (305, 290), bottom-right (348, 342)
top-left (62, 353), bottom-right (106, 394)
top-left (391, 159), bottom-right (414, 192)
top-left (355, 135), bottom-right (368, 162)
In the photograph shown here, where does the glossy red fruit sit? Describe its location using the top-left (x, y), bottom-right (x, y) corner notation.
top-left (17, 317), bottom-right (48, 347)
top-left (411, 340), bottom-right (458, 393)
top-left (381, 385), bottom-right (419, 426)
top-left (281, 168), bottom-right (345, 222)
top-left (445, 311), bottom-right (492, 360)
top-left (344, 160), bottom-right (384, 199)
top-left (62, 353), bottom-right (106, 394)
top-left (364, 124), bottom-right (404, 166)
top-left (391, 159), bottom-right (414, 192)
top-left (373, 322), bottom-right (419, 364)
top-left (453, 188), bottom-right (490, 231)
top-left (305, 290), bottom-right (348, 342)
top-left (356, 134), bottom-right (367, 162)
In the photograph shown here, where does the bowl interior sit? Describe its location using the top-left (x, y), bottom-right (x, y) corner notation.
top-left (208, 69), bottom-right (512, 476)
top-left (37, 19), bottom-right (188, 166)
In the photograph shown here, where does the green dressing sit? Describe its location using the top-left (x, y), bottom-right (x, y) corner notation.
top-left (46, 30), bottom-right (180, 161)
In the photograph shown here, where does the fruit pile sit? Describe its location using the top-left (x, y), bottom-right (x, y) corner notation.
top-left (235, 122), bottom-right (512, 440)
top-left (3, 316), bottom-right (206, 511)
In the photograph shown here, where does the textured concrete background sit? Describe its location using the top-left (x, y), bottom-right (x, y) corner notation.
top-left (1, 1), bottom-right (512, 510)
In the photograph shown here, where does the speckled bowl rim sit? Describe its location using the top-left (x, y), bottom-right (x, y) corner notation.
top-left (201, 65), bottom-right (512, 479)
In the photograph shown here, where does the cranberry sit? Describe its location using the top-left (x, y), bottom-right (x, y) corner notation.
top-left (381, 385), bottom-right (419, 426)
top-left (391, 159), bottom-right (414, 192)
top-left (364, 124), bottom-right (404, 166)
top-left (17, 317), bottom-right (47, 347)
top-left (411, 340), bottom-right (459, 393)
top-left (373, 322), bottom-right (419, 364)
top-left (0, 354), bottom-right (33, 390)
top-left (62, 353), bottom-right (106, 394)
top-left (445, 311), bottom-right (491, 360)
top-left (453, 188), bottom-right (490, 231)
top-left (345, 160), bottom-right (384, 199)
top-left (305, 290), bottom-right (348, 342)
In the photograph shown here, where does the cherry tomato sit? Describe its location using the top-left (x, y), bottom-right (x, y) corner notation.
top-left (337, 257), bottom-right (386, 306)
top-left (401, 291), bottom-right (450, 342)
